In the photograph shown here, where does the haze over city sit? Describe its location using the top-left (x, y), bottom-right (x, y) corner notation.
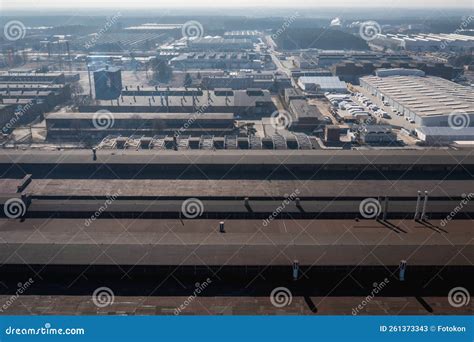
top-left (0, 1), bottom-right (472, 339)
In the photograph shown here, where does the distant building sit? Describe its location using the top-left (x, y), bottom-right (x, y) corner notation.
top-left (298, 76), bottom-right (348, 93)
top-left (0, 72), bottom-right (66, 84)
top-left (288, 99), bottom-right (325, 131)
top-left (416, 127), bottom-right (474, 145)
top-left (360, 70), bottom-right (474, 127)
top-left (201, 72), bottom-right (290, 91)
top-left (359, 125), bottom-right (397, 144)
top-left (284, 88), bottom-right (305, 105)
top-left (80, 88), bottom-right (276, 117)
top-left (371, 33), bottom-right (474, 52)
top-left (223, 31), bottom-right (261, 43)
top-left (93, 67), bottom-right (122, 100)
top-left (324, 125), bottom-right (341, 143)
top-left (332, 60), bottom-right (460, 84)
top-left (45, 112), bottom-right (236, 139)
top-left (187, 37), bottom-right (253, 51)
top-left (170, 53), bottom-right (262, 70)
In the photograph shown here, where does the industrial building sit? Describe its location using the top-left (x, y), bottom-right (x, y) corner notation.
top-left (288, 99), bottom-right (325, 131)
top-left (359, 125), bottom-right (397, 145)
top-left (332, 60), bottom-right (460, 83)
top-left (416, 127), bottom-right (474, 145)
top-left (187, 37), bottom-right (254, 51)
top-left (93, 67), bottom-right (122, 100)
top-left (371, 33), bottom-right (474, 52)
top-left (296, 51), bottom-right (413, 68)
top-left (45, 112), bottom-right (236, 139)
top-left (223, 30), bottom-right (261, 42)
top-left (360, 70), bottom-right (474, 127)
top-left (80, 89), bottom-right (276, 117)
top-left (170, 52), bottom-right (263, 70)
top-left (297, 76), bottom-right (347, 93)
top-left (0, 71), bottom-right (66, 84)
top-left (201, 72), bottom-right (290, 91)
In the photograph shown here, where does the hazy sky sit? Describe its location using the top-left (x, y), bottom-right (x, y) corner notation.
top-left (2, 0), bottom-right (473, 9)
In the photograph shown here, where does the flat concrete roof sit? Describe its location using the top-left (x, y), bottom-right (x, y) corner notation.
top-left (360, 75), bottom-right (473, 117)
top-left (8, 179), bottom-right (472, 198)
top-left (0, 219), bottom-right (471, 266)
top-left (0, 149), bottom-right (473, 166)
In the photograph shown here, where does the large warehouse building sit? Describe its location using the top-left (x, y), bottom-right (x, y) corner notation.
top-left (360, 69), bottom-right (474, 127)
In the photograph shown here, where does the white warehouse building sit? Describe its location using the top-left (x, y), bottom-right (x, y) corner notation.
top-left (360, 70), bottom-right (474, 127)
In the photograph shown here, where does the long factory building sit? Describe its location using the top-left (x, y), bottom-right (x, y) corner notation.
top-left (0, 149), bottom-right (472, 271)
